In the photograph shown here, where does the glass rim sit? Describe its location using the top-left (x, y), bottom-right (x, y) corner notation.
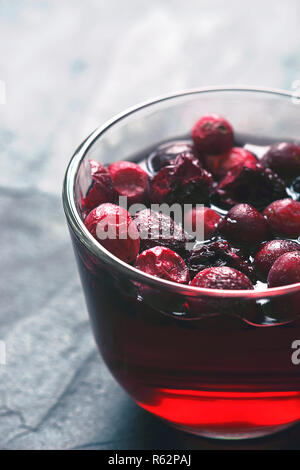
top-left (62, 85), bottom-right (300, 299)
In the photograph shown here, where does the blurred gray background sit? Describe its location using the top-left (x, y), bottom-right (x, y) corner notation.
top-left (1, 0), bottom-right (300, 450)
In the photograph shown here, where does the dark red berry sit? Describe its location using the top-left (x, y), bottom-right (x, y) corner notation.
top-left (150, 153), bottom-right (213, 205)
top-left (187, 239), bottom-right (256, 282)
top-left (263, 199), bottom-right (300, 238)
top-left (214, 161), bottom-right (288, 210)
top-left (191, 266), bottom-right (253, 290)
top-left (254, 239), bottom-right (300, 281)
top-left (147, 140), bottom-right (195, 174)
top-left (184, 206), bottom-right (222, 240)
top-left (84, 203), bottom-right (140, 263)
top-left (218, 203), bottom-right (269, 247)
top-left (261, 142), bottom-right (300, 180)
top-left (204, 147), bottom-right (258, 180)
top-left (81, 159), bottom-right (116, 213)
top-left (268, 251), bottom-right (300, 287)
top-left (135, 246), bottom-right (190, 284)
top-left (192, 114), bottom-right (234, 155)
top-left (134, 209), bottom-right (194, 256)
top-left (108, 161), bottom-right (149, 205)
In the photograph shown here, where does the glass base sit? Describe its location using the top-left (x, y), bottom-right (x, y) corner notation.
top-left (168, 422), bottom-right (294, 440)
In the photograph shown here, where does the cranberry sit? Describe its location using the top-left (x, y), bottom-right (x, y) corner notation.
top-left (192, 114), bottom-right (234, 155)
top-left (184, 206), bottom-right (222, 240)
top-left (218, 203), bottom-right (269, 248)
top-left (134, 209), bottom-right (194, 256)
top-left (108, 161), bottom-right (149, 205)
top-left (150, 153), bottom-right (213, 205)
top-left (187, 239), bottom-right (256, 281)
top-left (135, 246), bottom-right (190, 284)
top-left (146, 140), bottom-right (195, 174)
top-left (263, 198), bottom-right (300, 238)
top-left (84, 203), bottom-right (140, 263)
top-left (191, 266), bottom-right (253, 290)
top-left (254, 239), bottom-right (300, 281)
top-left (204, 147), bottom-right (258, 180)
top-left (268, 251), bottom-right (300, 287)
top-left (81, 159), bottom-right (116, 213)
top-left (214, 161), bottom-right (288, 210)
top-left (261, 142), bottom-right (300, 180)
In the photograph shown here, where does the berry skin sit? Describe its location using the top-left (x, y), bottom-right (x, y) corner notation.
top-left (187, 239), bottom-right (256, 282)
top-left (84, 203), bottom-right (140, 263)
top-left (82, 160), bottom-right (116, 213)
top-left (184, 206), bottom-right (222, 240)
top-left (190, 266), bottom-right (253, 290)
top-left (135, 246), bottom-right (190, 284)
top-left (218, 203), bottom-right (269, 248)
top-left (192, 114), bottom-right (234, 155)
top-left (254, 239), bottom-right (300, 281)
top-left (204, 147), bottom-right (258, 180)
top-left (261, 142), bottom-right (300, 180)
top-left (268, 251), bottom-right (300, 287)
top-left (134, 209), bottom-right (194, 256)
top-left (108, 161), bottom-right (149, 205)
top-left (263, 199), bottom-right (300, 238)
top-left (147, 140), bottom-right (195, 174)
top-left (214, 161), bottom-right (288, 211)
top-left (150, 153), bottom-right (213, 205)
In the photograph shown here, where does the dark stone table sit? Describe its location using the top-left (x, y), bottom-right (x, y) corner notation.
top-left (1, 0), bottom-right (300, 450)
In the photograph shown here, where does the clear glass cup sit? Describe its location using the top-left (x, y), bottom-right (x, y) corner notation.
top-left (63, 87), bottom-right (300, 439)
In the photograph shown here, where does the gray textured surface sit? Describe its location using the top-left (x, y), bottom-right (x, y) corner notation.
top-left (1, 0), bottom-right (300, 450)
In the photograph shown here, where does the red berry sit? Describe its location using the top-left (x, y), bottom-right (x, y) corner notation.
top-left (134, 209), bottom-right (194, 256)
top-left (150, 153), bottom-right (213, 205)
top-left (268, 251), bottom-right (300, 287)
top-left (214, 161), bottom-right (288, 210)
top-left (192, 114), bottom-right (234, 155)
top-left (147, 140), bottom-right (195, 174)
top-left (218, 203), bottom-right (269, 247)
top-left (263, 199), bottom-right (300, 238)
top-left (205, 147), bottom-right (258, 180)
top-left (81, 160), bottom-right (116, 213)
top-left (187, 239), bottom-right (256, 282)
top-left (191, 266), bottom-right (253, 290)
top-left (261, 142), bottom-right (300, 180)
top-left (84, 203), bottom-right (140, 263)
top-left (135, 246), bottom-right (190, 284)
top-left (109, 161), bottom-right (149, 205)
top-left (254, 239), bottom-right (300, 281)
top-left (184, 206), bottom-right (222, 239)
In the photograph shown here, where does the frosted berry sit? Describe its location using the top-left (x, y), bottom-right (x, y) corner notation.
top-left (84, 203), bottom-right (140, 263)
top-left (261, 142), bottom-right (300, 180)
top-left (263, 198), bottom-right (300, 238)
top-left (192, 114), bottom-right (234, 155)
top-left (191, 266), bottom-right (253, 290)
top-left (184, 206), bottom-right (222, 240)
top-left (135, 246), bottom-right (190, 284)
top-left (109, 161), bottom-right (149, 205)
top-left (82, 159), bottom-right (116, 213)
top-left (150, 153), bottom-right (213, 205)
top-left (218, 203), bottom-right (269, 247)
top-left (268, 251), bottom-right (300, 287)
top-left (254, 239), bottom-right (300, 281)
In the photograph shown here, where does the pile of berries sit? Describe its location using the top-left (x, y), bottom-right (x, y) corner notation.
top-left (82, 113), bottom-right (300, 295)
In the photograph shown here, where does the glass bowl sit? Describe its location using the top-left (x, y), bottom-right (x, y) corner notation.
top-left (63, 87), bottom-right (300, 439)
